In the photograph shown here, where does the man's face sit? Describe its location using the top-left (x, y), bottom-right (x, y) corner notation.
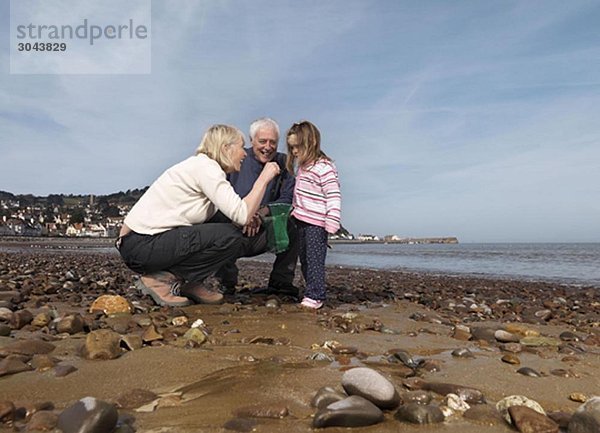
top-left (251, 127), bottom-right (278, 164)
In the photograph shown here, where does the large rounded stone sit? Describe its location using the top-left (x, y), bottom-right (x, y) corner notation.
top-left (313, 395), bottom-right (384, 428)
top-left (341, 367), bottom-right (400, 409)
top-left (89, 295), bottom-right (131, 315)
top-left (57, 397), bottom-right (118, 433)
top-left (569, 397), bottom-right (600, 433)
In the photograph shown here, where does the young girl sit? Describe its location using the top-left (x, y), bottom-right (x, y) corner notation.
top-left (286, 121), bottom-right (341, 309)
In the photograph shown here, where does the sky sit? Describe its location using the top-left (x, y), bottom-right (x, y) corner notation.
top-left (1, 0), bottom-right (599, 242)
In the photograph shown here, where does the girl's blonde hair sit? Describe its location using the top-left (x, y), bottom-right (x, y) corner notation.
top-left (285, 120), bottom-right (329, 174)
top-left (195, 124), bottom-right (244, 172)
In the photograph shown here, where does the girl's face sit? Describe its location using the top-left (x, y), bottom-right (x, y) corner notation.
top-left (227, 138), bottom-right (247, 173)
top-left (287, 134), bottom-right (302, 160)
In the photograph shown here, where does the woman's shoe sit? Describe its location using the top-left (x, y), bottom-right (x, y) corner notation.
top-left (180, 281), bottom-right (224, 305)
top-left (136, 272), bottom-right (191, 307)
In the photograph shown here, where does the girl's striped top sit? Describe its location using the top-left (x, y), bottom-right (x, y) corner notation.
top-left (291, 158), bottom-right (341, 234)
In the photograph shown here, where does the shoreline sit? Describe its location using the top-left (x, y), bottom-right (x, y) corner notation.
top-left (1, 237), bottom-right (599, 290)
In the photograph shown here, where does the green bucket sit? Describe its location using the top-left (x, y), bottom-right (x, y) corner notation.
top-left (263, 203), bottom-right (292, 254)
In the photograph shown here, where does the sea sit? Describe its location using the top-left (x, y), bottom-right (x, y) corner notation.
top-left (260, 242), bottom-right (600, 287)
top-left (2, 239), bottom-right (600, 288)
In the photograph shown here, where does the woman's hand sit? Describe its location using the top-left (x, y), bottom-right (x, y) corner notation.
top-left (243, 162), bottom-right (281, 225)
top-left (242, 213), bottom-right (262, 237)
top-left (259, 161), bottom-right (281, 184)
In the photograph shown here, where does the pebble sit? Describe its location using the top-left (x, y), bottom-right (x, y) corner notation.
top-left (32, 311), bottom-right (53, 328)
top-left (331, 345), bottom-right (358, 355)
top-left (0, 307), bottom-right (13, 322)
top-left (30, 354), bottom-right (57, 371)
top-left (394, 403), bottom-right (445, 424)
top-left (10, 310), bottom-right (33, 329)
top-left (451, 348), bottom-right (475, 358)
top-left (0, 324), bottom-right (11, 336)
top-left (1, 340), bottom-right (56, 357)
top-left (389, 349), bottom-right (419, 368)
top-left (517, 367), bottom-right (542, 377)
top-left (496, 395), bottom-right (546, 423)
top-left (313, 395), bottom-right (384, 428)
top-left (82, 329), bottom-right (122, 360)
top-left (569, 393), bottom-right (587, 403)
top-left (57, 397), bottom-right (119, 433)
top-left (508, 405), bottom-right (559, 433)
top-left (0, 401), bottom-right (15, 423)
top-left (444, 393), bottom-right (470, 413)
top-left (171, 316), bottom-right (188, 327)
top-left (265, 299), bottom-right (279, 308)
top-left (115, 389), bottom-right (158, 409)
top-left (120, 334), bottom-right (143, 351)
top-left (550, 368), bottom-right (575, 378)
top-left (452, 324), bottom-right (471, 340)
top-left (470, 326), bottom-right (497, 343)
top-left (500, 342), bottom-right (523, 353)
top-left (406, 378), bottom-right (486, 404)
top-left (495, 329), bottom-right (520, 343)
top-left (181, 328), bottom-right (207, 346)
top-left (463, 404), bottom-right (504, 425)
top-left (309, 352), bottom-right (334, 362)
top-left (341, 367), bottom-right (400, 409)
top-left (25, 410), bottom-right (58, 431)
top-left (311, 387), bottom-right (347, 409)
top-left (0, 358), bottom-right (33, 377)
top-left (141, 324), bottom-right (163, 343)
top-left (568, 396), bottom-right (600, 433)
top-left (504, 324), bottom-right (540, 337)
top-left (56, 314), bottom-right (85, 334)
top-left (55, 364), bottom-right (78, 377)
top-left (547, 411), bottom-right (572, 428)
top-left (559, 331), bottom-right (581, 342)
top-left (14, 401), bottom-right (54, 421)
top-left (501, 354), bottom-right (521, 365)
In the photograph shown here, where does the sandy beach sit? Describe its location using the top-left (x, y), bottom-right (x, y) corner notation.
top-left (0, 239), bottom-right (598, 432)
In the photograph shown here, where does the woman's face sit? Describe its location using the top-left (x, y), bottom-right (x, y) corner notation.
top-left (227, 138), bottom-right (247, 173)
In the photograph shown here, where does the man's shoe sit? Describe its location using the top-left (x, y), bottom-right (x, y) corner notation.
top-left (180, 281), bottom-right (224, 305)
top-left (219, 280), bottom-right (237, 295)
top-left (136, 272), bottom-right (191, 307)
top-left (267, 281), bottom-right (300, 298)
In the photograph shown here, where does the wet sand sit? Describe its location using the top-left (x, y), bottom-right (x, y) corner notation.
top-left (0, 239), bottom-right (598, 432)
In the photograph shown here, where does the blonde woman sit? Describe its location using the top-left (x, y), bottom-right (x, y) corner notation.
top-left (117, 124), bottom-right (280, 306)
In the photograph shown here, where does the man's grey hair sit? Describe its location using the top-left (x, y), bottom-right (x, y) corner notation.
top-left (249, 117), bottom-right (280, 142)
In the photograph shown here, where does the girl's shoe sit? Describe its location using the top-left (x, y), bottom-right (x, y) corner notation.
top-left (300, 297), bottom-right (324, 310)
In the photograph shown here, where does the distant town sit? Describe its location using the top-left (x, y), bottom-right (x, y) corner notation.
top-left (0, 190), bottom-right (457, 244)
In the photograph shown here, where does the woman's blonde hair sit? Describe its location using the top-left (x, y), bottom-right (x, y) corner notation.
top-left (285, 120), bottom-right (329, 174)
top-left (195, 124), bottom-right (244, 172)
